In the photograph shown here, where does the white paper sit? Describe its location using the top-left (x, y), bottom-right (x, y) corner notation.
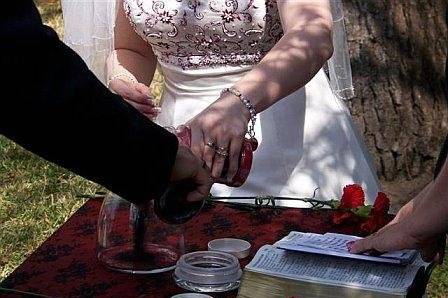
top-left (274, 232), bottom-right (416, 265)
top-left (246, 245), bottom-right (422, 295)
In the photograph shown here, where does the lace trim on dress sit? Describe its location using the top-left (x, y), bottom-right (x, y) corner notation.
top-left (156, 52), bottom-right (262, 69)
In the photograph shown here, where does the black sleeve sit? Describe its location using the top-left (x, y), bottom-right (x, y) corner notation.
top-left (0, 1), bottom-right (178, 204)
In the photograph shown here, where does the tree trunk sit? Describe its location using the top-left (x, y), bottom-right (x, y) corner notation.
top-left (344, 0), bottom-right (447, 181)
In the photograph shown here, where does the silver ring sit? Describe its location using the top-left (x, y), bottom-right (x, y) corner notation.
top-left (215, 150), bottom-right (229, 157)
top-left (206, 140), bottom-right (216, 148)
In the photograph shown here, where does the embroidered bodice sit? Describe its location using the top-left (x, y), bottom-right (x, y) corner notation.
top-left (124, 0), bottom-right (283, 69)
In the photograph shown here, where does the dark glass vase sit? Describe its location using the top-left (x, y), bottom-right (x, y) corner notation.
top-left (154, 179), bottom-right (206, 225)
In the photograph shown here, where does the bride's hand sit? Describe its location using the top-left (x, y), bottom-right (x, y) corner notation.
top-left (187, 95), bottom-right (250, 182)
top-left (109, 79), bottom-right (160, 119)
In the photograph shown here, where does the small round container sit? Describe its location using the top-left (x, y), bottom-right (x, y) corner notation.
top-left (174, 251), bottom-right (242, 293)
top-left (208, 238), bottom-right (251, 259)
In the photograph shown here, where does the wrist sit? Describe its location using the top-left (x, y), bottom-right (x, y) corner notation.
top-left (221, 87), bottom-right (257, 138)
top-left (238, 98), bottom-right (252, 122)
top-left (221, 92), bottom-right (251, 122)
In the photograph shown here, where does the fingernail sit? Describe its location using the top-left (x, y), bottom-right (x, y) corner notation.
top-left (346, 241), bottom-right (355, 252)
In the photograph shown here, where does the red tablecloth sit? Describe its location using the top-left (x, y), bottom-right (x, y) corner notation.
top-left (1, 199), bottom-right (373, 298)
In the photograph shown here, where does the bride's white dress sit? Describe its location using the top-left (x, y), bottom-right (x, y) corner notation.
top-left (124, 0), bottom-right (380, 206)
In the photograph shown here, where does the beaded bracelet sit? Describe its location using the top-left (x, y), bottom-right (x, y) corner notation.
top-left (106, 73), bottom-right (138, 88)
top-left (221, 87), bottom-right (257, 138)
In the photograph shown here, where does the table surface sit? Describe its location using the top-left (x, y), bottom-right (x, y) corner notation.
top-left (1, 199), bottom-right (367, 298)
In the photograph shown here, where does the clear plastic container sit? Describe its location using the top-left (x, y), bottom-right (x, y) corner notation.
top-left (174, 251), bottom-right (242, 293)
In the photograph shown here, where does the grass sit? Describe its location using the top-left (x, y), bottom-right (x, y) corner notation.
top-left (0, 138), bottom-right (98, 279)
top-left (0, 1), bottom-right (447, 297)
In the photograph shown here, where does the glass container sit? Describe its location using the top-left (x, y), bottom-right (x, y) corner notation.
top-left (97, 193), bottom-right (185, 274)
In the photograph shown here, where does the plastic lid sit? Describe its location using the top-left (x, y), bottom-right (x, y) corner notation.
top-left (208, 238), bottom-right (251, 259)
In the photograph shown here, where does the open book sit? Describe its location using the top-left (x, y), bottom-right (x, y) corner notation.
top-left (238, 238), bottom-right (429, 298)
top-left (275, 232), bottom-right (417, 265)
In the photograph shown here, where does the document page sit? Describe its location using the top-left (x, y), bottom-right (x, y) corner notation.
top-left (275, 232), bottom-right (416, 265)
top-left (246, 245), bottom-right (422, 294)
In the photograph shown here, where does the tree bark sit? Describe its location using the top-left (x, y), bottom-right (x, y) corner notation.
top-left (344, 0), bottom-right (447, 180)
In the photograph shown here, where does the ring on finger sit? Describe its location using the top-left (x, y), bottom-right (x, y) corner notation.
top-left (215, 148), bottom-right (229, 157)
top-left (206, 140), bottom-right (216, 148)
top-left (215, 145), bottom-right (228, 152)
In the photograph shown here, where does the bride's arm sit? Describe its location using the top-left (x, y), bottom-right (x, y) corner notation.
top-left (232, 0), bottom-right (333, 112)
top-left (188, 0), bottom-right (333, 181)
top-left (109, 0), bottom-right (156, 85)
top-left (107, 0), bottom-right (160, 118)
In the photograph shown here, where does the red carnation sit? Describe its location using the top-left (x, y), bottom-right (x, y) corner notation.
top-left (340, 184), bottom-right (365, 209)
top-left (360, 215), bottom-right (388, 235)
top-left (332, 210), bottom-right (355, 225)
top-left (372, 192), bottom-right (390, 215)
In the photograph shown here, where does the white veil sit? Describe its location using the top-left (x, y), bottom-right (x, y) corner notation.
top-left (328, 0), bottom-right (355, 100)
top-left (62, 0), bottom-right (116, 85)
top-left (62, 0), bottom-right (354, 99)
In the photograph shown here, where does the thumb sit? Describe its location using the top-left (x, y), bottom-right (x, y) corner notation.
top-left (374, 219), bottom-right (398, 235)
top-left (186, 163), bottom-right (212, 202)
